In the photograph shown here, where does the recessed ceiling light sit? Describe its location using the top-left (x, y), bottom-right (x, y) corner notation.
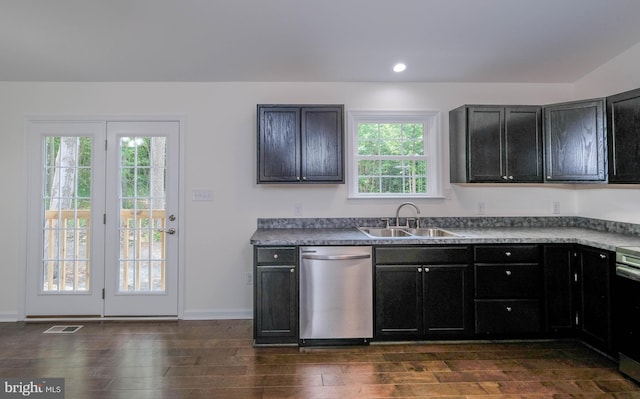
top-left (393, 63), bottom-right (406, 73)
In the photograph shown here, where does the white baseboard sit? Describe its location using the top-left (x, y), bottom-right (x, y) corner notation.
top-left (0, 312), bottom-right (19, 322)
top-left (182, 309), bottom-right (252, 320)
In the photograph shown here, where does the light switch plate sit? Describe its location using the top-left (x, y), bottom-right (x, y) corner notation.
top-left (192, 189), bottom-right (213, 201)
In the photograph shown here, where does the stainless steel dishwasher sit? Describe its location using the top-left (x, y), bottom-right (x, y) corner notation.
top-left (299, 246), bottom-right (373, 345)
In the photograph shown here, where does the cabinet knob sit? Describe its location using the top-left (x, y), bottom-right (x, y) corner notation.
top-left (508, 176), bottom-right (514, 180)
top-left (273, 254), bottom-right (279, 259)
top-left (505, 270), bottom-right (512, 276)
top-left (417, 267), bottom-right (422, 273)
top-left (599, 254), bottom-right (607, 259)
top-left (502, 176), bottom-right (508, 180)
top-left (506, 306), bottom-right (512, 312)
top-left (424, 267), bottom-right (430, 272)
top-left (505, 252), bottom-right (512, 256)
top-left (290, 268), bottom-right (295, 273)
top-left (297, 176), bottom-right (301, 181)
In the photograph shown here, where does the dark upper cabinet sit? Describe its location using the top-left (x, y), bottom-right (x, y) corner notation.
top-left (606, 87), bottom-right (640, 183)
top-left (257, 105), bottom-right (344, 184)
top-left (544, 99), bottom-right (607, 182)
top-left (449, 105), bottom-right (543, 183)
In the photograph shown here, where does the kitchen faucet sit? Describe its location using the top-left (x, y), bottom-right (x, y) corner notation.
top-left (395, 202), bottom-right (421, 228)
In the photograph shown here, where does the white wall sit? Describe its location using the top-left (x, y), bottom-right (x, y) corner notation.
top-left (573, 42), bottom-right (640, 223)
top-left (0, 80), bottom-right (588, 320)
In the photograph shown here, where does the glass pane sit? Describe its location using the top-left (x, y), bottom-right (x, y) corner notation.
top-left (118, 136), bottom-right (167, 293)
top-left (357, 126), bottom-right (378, 155)
top-left (41, 136), bottom-right (92, 292)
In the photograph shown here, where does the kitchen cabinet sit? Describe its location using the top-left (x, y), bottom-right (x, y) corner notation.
top-left (449, 105), bottom-right (543, 183)
top-left (253, 246), bottom-right (298, 345)
top-left (474, 245), bottom-right (543, 335)
top-left (544, 99), bottom-right (607, 182)
top-left (543, 245), bottom-right (577, 336)
top-left (257, 104), bottom-right (344, 183)
top-left (576, 246), bottom-right (614, 354)
top-left (374, 246), bottom-right (472, 340)
top-left (606, 87), bottom-right (640, 183)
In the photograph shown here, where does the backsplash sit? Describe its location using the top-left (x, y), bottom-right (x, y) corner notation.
top-left (257, 216), bottom-right (640, 237)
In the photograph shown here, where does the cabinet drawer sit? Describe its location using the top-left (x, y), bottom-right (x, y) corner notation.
top-left (475, 264), bottom-right (541, 298)
top-left (375, 246), bottom-right (469, 265)
top-left (475, 299), bottom-right (541, 334)
top-left (255, 247), bottom-right (297, 264)
top-left (474, 245), bottom-right (540, 263)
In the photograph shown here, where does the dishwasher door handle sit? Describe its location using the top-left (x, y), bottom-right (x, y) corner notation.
top-left (301, 253), bottom-right (371, 261)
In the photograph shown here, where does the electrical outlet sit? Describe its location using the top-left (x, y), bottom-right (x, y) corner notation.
top-left (552, 201), bottom-right (561, 215)
top-left (477, 202), bottom-right (486, 215)
top-left (246, 272), bottom-right (253, 285)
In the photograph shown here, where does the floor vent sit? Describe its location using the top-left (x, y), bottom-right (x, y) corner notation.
top-left (43, 325), bottom-right (83, 334)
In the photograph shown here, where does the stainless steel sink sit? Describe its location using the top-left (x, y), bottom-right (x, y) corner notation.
top-left (404, 228), bottom-right (460, 237)
top-left (358, 227), bottom-right (460, 238)
top-left (357, 227), bottom-right (414, 237)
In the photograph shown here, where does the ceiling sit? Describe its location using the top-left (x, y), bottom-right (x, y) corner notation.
top-left (2, 0), bottom-right (640, 83)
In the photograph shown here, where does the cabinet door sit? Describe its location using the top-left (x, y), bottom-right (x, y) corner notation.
top-left (254, 265), bottom-right (298, 344)
top-left (423, 265), bottom-right (472, 337)
top-left (578, 247), bottom-right (612, 353)
top-left (544, 99), bottom-right (606, 182)
top-left (467, 106), bottom-right (505, 182)
top-left (375, 265), bottom-right (422, 339)
top-left (257, 106), bottom-right (301, 182)
top-left (606, 88), bottom-right (640, 183)
top-left (505, 107), bottom-right (543, 182)
top-left (543, 245), bottom-right (575, 335)
top-left (301, 106), bottom-right (344, 182)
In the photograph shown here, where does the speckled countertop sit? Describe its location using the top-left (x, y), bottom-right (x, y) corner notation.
top-left (250, 217), bottom-right (640, 251)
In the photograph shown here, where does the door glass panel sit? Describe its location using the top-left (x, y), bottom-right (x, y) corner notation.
top-left (42, 136), bottom-right (92, 292)
top-left (118, 137), bottom-right (167, 293)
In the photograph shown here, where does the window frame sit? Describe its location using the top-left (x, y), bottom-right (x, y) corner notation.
top-left (347, 110), bottom-right (443, 199)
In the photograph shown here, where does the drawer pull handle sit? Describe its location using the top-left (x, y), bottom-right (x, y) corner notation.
top-left (273, 254), bottom-right (279, 259)
top-left (505, 270), bottom-right (512, 276)
top-left (506, 306), bottom-right (512, 312)
top-left (505, 252), bottom-right (512, 256)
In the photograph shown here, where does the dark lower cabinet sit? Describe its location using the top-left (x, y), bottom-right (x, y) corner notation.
top-left (543, 244), bottom-right (615, 356)
top-left (375, 265), bottom-right (422, 339)
top-left (543, 245), bottom-right (577, 335)
top-left (474, 245), bottom-right (543, 336)
top-left (254, 247), bottom-right (298, 345)
top-left (578, 246), bottom-right (613, 354)
top-left (475, 300), bottom-right (541, 334)
top-left (374, 246), bottom-right (473, 340)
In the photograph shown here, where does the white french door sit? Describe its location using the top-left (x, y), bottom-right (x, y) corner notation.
top-left (25, 119), bottom-right (180, 317)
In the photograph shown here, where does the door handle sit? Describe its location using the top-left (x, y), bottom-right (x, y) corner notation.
top-left (164, 228), bottom-right (176, 235)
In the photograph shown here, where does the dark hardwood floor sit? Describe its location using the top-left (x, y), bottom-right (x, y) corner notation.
top-left (0, 320), bottom-right (639, 398)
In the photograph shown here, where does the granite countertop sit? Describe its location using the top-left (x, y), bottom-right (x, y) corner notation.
top-left (250, 217), bottom-right (640, 251)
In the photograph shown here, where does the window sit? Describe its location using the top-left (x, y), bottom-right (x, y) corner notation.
top-left (348, 111), bottom-right (442, 198)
